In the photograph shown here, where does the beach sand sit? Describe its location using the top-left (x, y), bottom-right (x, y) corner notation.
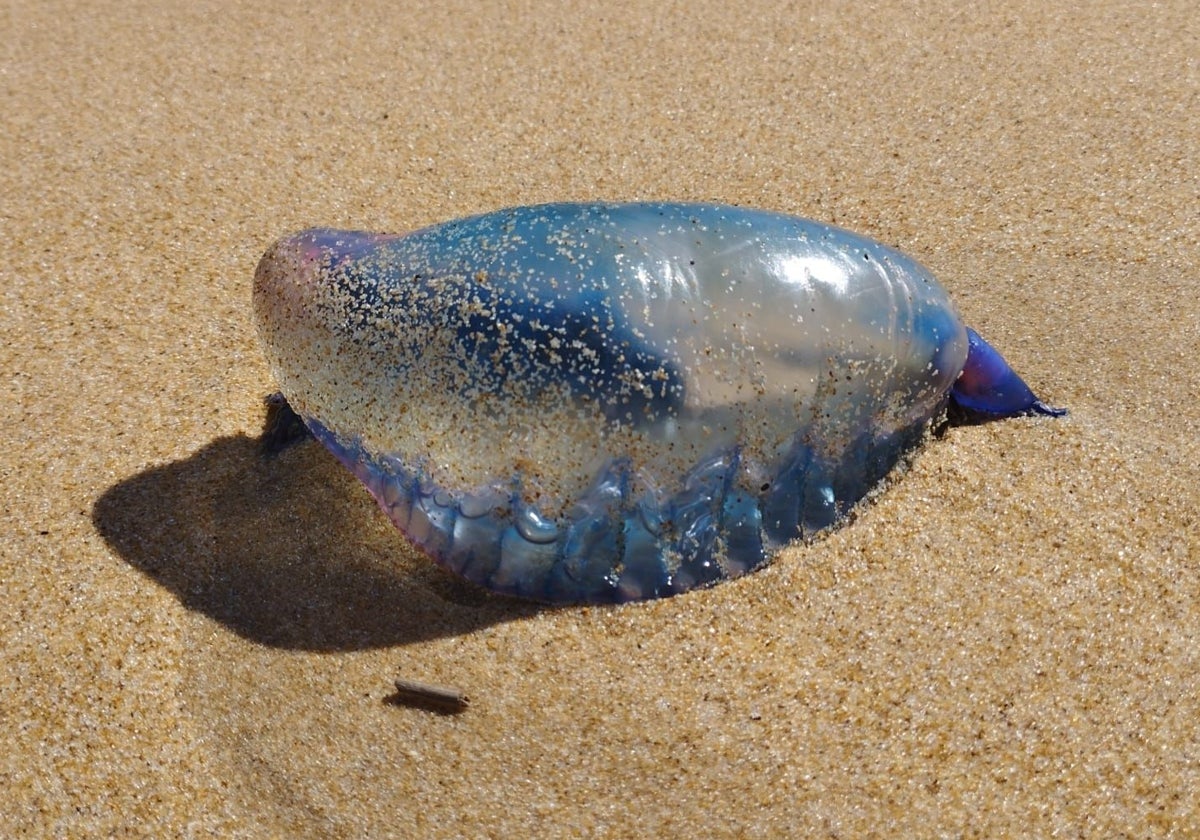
top-left (3, 0), bottom-right (1198, 835)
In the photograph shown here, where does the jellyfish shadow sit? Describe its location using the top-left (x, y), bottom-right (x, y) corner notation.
top-left (92, 433), bottom-right (544, 652)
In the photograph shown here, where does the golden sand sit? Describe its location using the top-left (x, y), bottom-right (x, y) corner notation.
top-left (3, 0), bottom-right (1197, 835)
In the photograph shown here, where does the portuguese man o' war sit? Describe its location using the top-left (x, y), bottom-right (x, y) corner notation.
top-left (253, 202), bottom-right (1064, 604)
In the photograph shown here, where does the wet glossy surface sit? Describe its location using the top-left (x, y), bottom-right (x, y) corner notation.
top-left (254, 203), bottom-right (972, 602)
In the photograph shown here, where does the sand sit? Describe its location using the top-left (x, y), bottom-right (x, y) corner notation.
top-left (3, 0), bottom-right (1198, 835)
